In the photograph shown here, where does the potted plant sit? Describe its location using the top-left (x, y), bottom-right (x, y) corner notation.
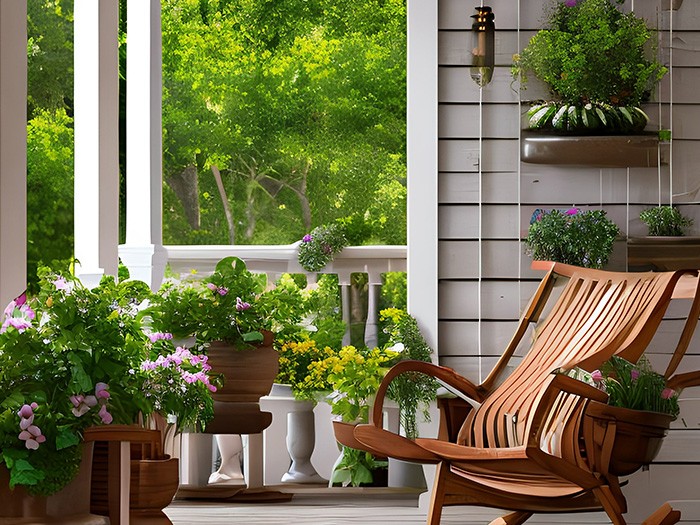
top-left (146, 257), bottom-right (308, 434)
top-left (640, 206), bottom-right (693, 236)
top-left (577, 356), bottom-right (679, 476)
top-left (628, 206), bottom-right (699, 270)
top-left (0, 268), bottom-right (216, 521)
top-left (512, 0), bottom-right (666, 134)
top-left (525, 208), bottom-right (620, 269)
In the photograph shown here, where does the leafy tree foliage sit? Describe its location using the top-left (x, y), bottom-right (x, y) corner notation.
top-left (161, 0), bottom-right (407, 245)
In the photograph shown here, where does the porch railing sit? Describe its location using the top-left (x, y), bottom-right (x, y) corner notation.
top-left (163, 244), bottom-right (407, 348)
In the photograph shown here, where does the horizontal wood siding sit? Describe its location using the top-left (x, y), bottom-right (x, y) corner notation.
top-left (436, 0), bottom-right (700, 518)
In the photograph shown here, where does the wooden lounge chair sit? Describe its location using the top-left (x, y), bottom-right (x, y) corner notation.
top-left (354, 262), bottom-right (700, 525)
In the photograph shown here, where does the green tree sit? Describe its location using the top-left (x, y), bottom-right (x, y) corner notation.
top-left (161, 0), bottom-right (407, 245)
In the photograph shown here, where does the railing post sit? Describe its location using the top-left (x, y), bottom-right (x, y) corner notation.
top-left (340, 281), bottom-right (352, 347)
top-left (364, 281), bottom-right (380, 348)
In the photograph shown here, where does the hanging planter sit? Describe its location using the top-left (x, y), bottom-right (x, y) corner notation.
top-left (585, 400), bottom-right (672, 476)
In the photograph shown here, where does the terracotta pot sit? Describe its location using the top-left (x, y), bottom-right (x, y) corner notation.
top-left (0, 443), bottom-right (109, 524)
top-left (207, 333), bottom-right (278, 403)
top-left (585, 401), bottom-right (672, 476)
top-left (203, 333), bottom-right (278, 434)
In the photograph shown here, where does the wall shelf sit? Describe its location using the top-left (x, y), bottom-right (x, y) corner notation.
top-left (627, 237), bottom-right (700, 271)
top-left (521, 133), bottom-right (660, 168)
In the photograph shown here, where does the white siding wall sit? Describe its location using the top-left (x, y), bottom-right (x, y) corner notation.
top-left (435, 1), bottom-right (700, 522)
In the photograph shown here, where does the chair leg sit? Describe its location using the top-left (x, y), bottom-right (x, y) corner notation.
top-left (593, 486), bottom-right (627, 525)
top-left (641, 503), bottom-right (681, 525)
top-left (427, 462), bottom-right (448, 525)
top-left (489, 511), bottom-right (533, 525)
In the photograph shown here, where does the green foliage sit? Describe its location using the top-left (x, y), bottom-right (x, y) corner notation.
top-left (639, 206), bottom-right (693, 236)
top-left (26, 109), bottom-right (75, 288)
top-left (147, 257), bottom-right (308, 346)
top-left (381, 308), bottom-right (438, 439)
top-left (525, 208), bottom-right (619, 268)
top-left (513, 0), bottom-right (666, 132)
top-left (330, 446), bottom-right (387, 487)
top-left (589, 356), bottom-right (680, 418)
top-left (297, 224), bottom-right (348, 272)
top-left (161, 0), bottom-right (407, 245)
top-left (526, 101), bottom-right (649, 134)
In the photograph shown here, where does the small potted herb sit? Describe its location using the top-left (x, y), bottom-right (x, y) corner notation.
top-left (639, 206), bottom-right (693, 236)
top-left (629, 206), bottom-right (699, 270)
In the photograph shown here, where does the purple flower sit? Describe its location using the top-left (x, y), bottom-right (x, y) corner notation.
top-left (206, 282), bottom-right (218, 292)
top-left (302, 234), bottom-right (313, 243)
top-left (98, 404), bottom-right (113, 424)
top-left (53, 277), bottom-right (69, 290)
top-left (148, 332), bottom-right (173, 343)
top-left (630, 369), bottom-right (640, 381)
top-left (564, 0), bottom-right (577, 6)
top-left (95, 383), bottom-right (110, 400)
top-left (236, 297), bottom-right (251, 311)
top-left (565, 207), bottom-right (579, 216)
top-left (217, 286), bottom-right (228, 296)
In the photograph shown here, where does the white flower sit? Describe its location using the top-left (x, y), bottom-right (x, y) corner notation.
top-left (387, 342), bottom-right (405, 353)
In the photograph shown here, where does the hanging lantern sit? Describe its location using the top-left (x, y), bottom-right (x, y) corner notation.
top-left (470, 6), bottom-right (495, 87)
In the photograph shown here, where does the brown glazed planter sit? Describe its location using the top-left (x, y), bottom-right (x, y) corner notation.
top-left (203, 331), bottom-right (279, 434)
top-left (585, 400), bottom-right (672, 476)
top-left (0, 443), bottom-right (109, 524)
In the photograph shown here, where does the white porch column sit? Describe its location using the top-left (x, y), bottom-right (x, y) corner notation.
top-left (0, 0), bottom-right (27, 307)
top-left (73, 0), bottom-right (120, 288)
top-left (407, 0), bottom-right (438, 355)
top-left (119, 0), bottom-right (166, 290)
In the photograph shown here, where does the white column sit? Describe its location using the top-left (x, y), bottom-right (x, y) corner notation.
top-left (119, 0), bottom-right (167, 290)
top-left (0, 0), bottom-right (27, 307)
top-left (73, 0), bottom-right (120, 288)
top-left (407, 0), bottom-right (438, 357)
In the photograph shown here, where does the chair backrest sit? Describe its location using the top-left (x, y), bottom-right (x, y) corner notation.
top-left (458, 268), bottom-right (683, 452)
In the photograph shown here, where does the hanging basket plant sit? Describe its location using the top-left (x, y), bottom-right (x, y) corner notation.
top-left (512, 0), bottom-right (667, 134)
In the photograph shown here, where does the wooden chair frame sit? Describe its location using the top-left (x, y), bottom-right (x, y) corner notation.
top-left (354, 262), bottom-right (700, 525)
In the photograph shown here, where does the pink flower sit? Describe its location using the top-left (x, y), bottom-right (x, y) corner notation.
top-left (302, 234), bottom-right (313, 243)
top-left (630, 369), bottom-right (640, 381)
top-left (70, 394), bottom-right (97, 417)
top-left (206, 282), bottom-right (218, 292)
top-left (591, 370), bottom-right (603, 382)
top-left (661, 388), bottom-right (676, 400)
top-left (235, 297), bottom-right (251, 311)
top-left (565, 207), bottom-right (579, 216)
top-left (98, 404), bottom-right (113, 424)
top-left (19, 425), bottom-right (46, 450)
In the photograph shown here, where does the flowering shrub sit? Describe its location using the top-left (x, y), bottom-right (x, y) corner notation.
top-left (588, 356), bottom-right (680, 418)
top-left (141, 335), bottom-right (219, 432)
top-left (525, 208), bottom-right (619, 268)
top-left (147, 257), bottom-right (308, 346)
top-left (0, 270), bottom-right (152, 495)
top-left (276, 339), bottom-right (337, 400)
top-left (297, 223), bottom-right (348, 272)
top-left (0, 269), bottom-right (217, 496)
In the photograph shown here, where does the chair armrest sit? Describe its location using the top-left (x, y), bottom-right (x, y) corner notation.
top-left (667, 370), bottom-right (700, 392)
top-left (369, 360), bottom-right (485, 429)
top-left (526, 373), bottom-right (608, 449)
